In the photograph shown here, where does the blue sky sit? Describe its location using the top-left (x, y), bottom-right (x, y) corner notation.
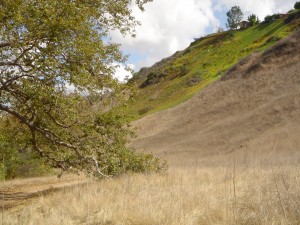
top-left (111, 0), bottom-right (296, 80)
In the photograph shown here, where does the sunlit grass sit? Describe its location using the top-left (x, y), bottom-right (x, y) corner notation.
top-left (3, 151), bottom-right (300, 225)
top-left (122, 18), bottom-right (300, 119)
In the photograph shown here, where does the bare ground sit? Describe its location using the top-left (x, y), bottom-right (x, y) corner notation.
top-left (131, 29), bottom-right (300, 165)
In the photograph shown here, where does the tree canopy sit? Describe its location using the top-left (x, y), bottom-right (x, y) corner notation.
top-left (248, 14), bottom-right (260, 26)
top-left (0, 0), bottom-right (165, 178)
top-left (226, 6), bottom-right (244, 30)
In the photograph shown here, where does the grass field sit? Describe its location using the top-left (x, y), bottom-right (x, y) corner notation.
top-left (2, 150), bottom-right (300, 225)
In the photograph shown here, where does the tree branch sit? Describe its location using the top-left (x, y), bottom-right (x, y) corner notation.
top-left (44, 109), bottom-right (78, 129)
top-left (14, 45), bottom-right (35, 64)
top-left (0, 74), bottom-right (35, 91)
top-left (0, 42), bottom-right (11, 48)
top-left (30, 129), bottom-right (67, 170)
top-left (0, 103), bottom-right (109, 177)
top-left (0, 61), bottom-right (34, 72)
top-left (0, 103), bottom-right (75, 150)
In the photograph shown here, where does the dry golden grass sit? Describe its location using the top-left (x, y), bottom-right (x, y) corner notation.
top-left (0, 173), bottom-right (86, 191)
top-left (2, 151), bottom-right (300, 225)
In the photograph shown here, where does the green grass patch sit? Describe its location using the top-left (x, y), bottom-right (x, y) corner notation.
top-left (119, 18), bottom-right (300, 120)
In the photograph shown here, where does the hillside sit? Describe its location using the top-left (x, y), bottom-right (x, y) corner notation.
top-left (124, 13), bottom-right (300, 119)
top-left (3, 32), bottom-right (300, 221)
top-left (131, 28), bottom-right (300, 164)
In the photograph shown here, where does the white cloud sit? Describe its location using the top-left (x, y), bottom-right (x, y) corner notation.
top-left (111, 0), bottom-right (218, 69)
top-left (110, 0), bottom-right (296, 71)
top-left (113, 64), bottom-right (135, 83)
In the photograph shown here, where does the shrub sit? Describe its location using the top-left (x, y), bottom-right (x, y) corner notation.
top-left (186, 73), bottom-right (203, 87)
top-left (288, 9), bottom-right (297, 14)
top-left (141, 72), bottom-right (166, 88)
top-left (102, 148), bottom-right (167, 175)
top-left (264, 14), bottom-right (280, 23)
top-left (264, 15), bottom-right (273, 23)
top-left (183, 49), bottom-right (191, 55)
top-left (179, 65), bottom-right (189, 76)
top-left (266, 36), bottom-right (281, 43)
top-left (248, 14), bottom-right (260, 26)
top-left (138, 106), bottom-right (153, 115)
top-left (285, 10), bottom-right (300, 23)
top-left (295, 1), bottom-right (300, 9)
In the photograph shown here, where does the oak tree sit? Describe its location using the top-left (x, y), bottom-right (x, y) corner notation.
top-left (226, 6), bottom-right (244, 30)
top-left (0, 0), bottom-right (165, 178)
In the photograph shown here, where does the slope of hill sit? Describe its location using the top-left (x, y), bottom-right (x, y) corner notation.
top-left (3, 16), bottom-right (300, 225)
top-left (131, 28), bottom-right (300, 164)
top-left (124, 14), bottom-right (300, 119)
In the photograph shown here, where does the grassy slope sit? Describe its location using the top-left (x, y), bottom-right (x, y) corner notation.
top-left (122, 17), bottom-right (300, 119)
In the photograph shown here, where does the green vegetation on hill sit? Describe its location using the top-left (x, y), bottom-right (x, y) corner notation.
top-left (123, 15), bottom-right (300, 119)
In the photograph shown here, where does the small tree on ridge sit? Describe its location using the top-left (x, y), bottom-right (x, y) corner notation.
top-left (226, 6), bottom-right (244, 30)
top-left (248, 14), bottom-right (260, 26)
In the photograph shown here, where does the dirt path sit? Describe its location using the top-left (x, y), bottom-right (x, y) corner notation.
top-left (0, 175), bottom-right (89, 212)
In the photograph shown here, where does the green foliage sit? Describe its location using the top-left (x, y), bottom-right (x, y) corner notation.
top-left (178, 65), bottom-right (189, 77)
top-left (288, 9), bottom-right (297, 14)
top-left (0, 119), bottom-right (52, 180)
top-left (186, 73), bottom-right (203, 87)
top-left (264, 14), bottom-right (280, 23)
top-left (103, 149), bottom-right (167, 175)
top-left (138, 106), bottom-right (153, 115)
top-left (0, 0), bottom-right (166, 178)
top-left (264, 15), bottom-right (273, 23)
top-left (285, 9), bottom-right (300, 23)
top-left (141, 72), bottom-right (167, 88)
top-left (226, 6), bottom-right (244, 29)
top-left (295, 1), bottom-right (300, 9)
top-left (248, 14), bottom-right (260, 26)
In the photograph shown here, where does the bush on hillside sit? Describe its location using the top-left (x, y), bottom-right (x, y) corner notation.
top-left (138, 106), bottom-right (153, 115)
top-left (183, 49), bottom-right (191, 55)
top-left (141, 72), bottom-right (167, 88)
top-left (186, 73), bottom-right (203, 87)
top-left (285, 9), bottom-right (300, 23)
top-left (248, 14), bottom-right (260, 26)
top-left (264, 14), bottom-right (280, 23)
top-left (288, 9), bottom-right (297, 14)
top-left (179, 65), bottom-right (189, 77)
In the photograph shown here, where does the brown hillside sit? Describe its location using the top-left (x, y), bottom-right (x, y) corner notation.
top-left (131, 29), bottom-right (300, 165)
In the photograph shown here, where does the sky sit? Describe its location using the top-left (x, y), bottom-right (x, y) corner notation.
top-left (111, 0), bottom-right (296, 81)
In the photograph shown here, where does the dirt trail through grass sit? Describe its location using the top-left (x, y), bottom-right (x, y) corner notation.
top-left (0, 175), bottom-right (89, 212)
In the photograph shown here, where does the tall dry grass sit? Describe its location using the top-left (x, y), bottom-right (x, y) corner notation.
top-left (2, 151), bottom-right (300, 225)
